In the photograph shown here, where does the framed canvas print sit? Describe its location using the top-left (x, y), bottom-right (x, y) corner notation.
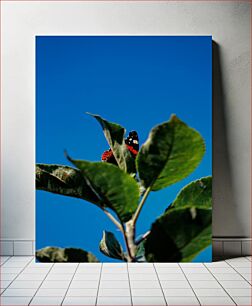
top-left (36, 36), bottom-right (212, 263)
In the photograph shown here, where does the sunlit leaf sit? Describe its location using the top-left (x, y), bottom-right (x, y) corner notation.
top-left (170, 176), bottom-right (212, 210)
top-left (136, 115), bottom-right (205, 191)
top-left (67, 156), bottom-right (140, 222)
top-left (36, 164), bottom-right (101, 205)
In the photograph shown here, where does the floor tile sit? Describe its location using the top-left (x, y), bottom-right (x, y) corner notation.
top-left (219, 280), bottom-right (252, 288)
top-left (158, 273), bottom-right (186, 280)
top-left (22, 268), bottom-right (49, 274)
top-left (194, 288), bottom-right (228, 296)
top-left (128, 263), bottom-right (153, 268)
top-left (0, 256), bottom-right (10, 264)
top-left (70, 280), bottom-right (99, 288)
top-left (155, 267), bottom-right (183, 274)
top-left (129, 273), bottom-right (157, 281)
top-left (101, 273), bottom-right (128, 280)
top-left (2, 261), bottom-right (28, 268)
top-left (98, 288), bottom-right (130, 296)
top-left (165, 296), bottom-right (200, 305)
top-left (128, 268), bottom-right (155, 274)
top-left (35, 287), bottom-right (68, 296)
top-left (79, 263), bottom-right (101, 268)
top-left (50, 267), bottom-right (77, 274)
top-left (0, 296), bottom-right (32, 305)
top-left (102, 268), bottom-right (127, 274)
top-left (62, 296), bottom-right (96, 305)
top-left (228, 261), bottom-right (252, 268)
top-left (185, 273), bottom-right (215, 280)
top-left (241, 273), bottom-right (252, 283)
top-left (182, 267), bottom-right (209, 274)
top-left (8, 280), bottom-right (42, 289)
top-left (163, 288), bottom-right (195, 296)
top-left (1, 274), bottom-right (17, 281)
top-left (99, 281), bottom-right (130, 288)
top-left (154, 263), bottom-right (179, 268)
top-left (67, 288), bottom-right (98, 296)
top-left (232, 296), bottom-right (252, 305)
top-left (160, 280), bottom-right (190, 288)
top-left (227, 257), bottom-right (250, 263)
top-left (189, 280), bottom-right (221, 288)
top-left (27, 262), bottom-right (53, 268)
top-left (2, 288), bottom-right (37, 296)
top-left (0, 280), bottom-right (12, 289)
top-left (205, 261), bottom-right (230, 267)
top-left (130, 280), bottom-right (160, 288)
top-left (208, 267), bottom-right (236, 274)
top-left (103, 263), bottom-right (127, 268)
top-left (73, 273), bottom-right (100, 281)
top-left (132, 296), bottom-right (166, 305)
top-left (131, 288), bottom-right (163, 296)
top-left (30, 296), bottom-right (64, 305)
top-left (214, 273), bottom-right (245, 281)
top-left (97, 296), bottom-right (132, 305)
top-left (235, 267), bottom-right (252, 274)
top-left (40, 280), bottom-right (71, 288)
top-left (1, 267), bottom-right (23, 274)
top-left (16, 273), bottom-right (46, 281)
top-left (179, 263), bottom-right (205, 268)
top-left (198, 296), bottom-right (236, 305)
top-left (45, 273), bottom-right (73, 281)
top-left (225, 288), bottom-right (252, 296)
top-left (8, 256), bottom-right (33, 262)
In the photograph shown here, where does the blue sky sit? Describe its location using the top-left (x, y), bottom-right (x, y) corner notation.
top-left (36, 36), bottom-right (212, 262)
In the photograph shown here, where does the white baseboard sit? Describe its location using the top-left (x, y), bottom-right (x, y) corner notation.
top-left (0, 238), bottom-right (251, 258)
top-left (0, 240), bottom-right (34, 256)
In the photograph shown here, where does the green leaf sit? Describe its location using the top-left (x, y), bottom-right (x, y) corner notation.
top-left (144, 177), bottom-right (212, 262)
top-left (136, 115), bottom-right (205, 191)
top-left (170, 176), bottom-right (212, 210)
top-left (144, 207), bottom-right (212, 262)
top-left (87, 113), bottom-right (135, 173)
top-left (99, 231), bottom-right (126, 261)
top-left (36, 164), bottom-right (101, 205)
top-left (67, 157), bottom-right (140, 222)
top-left (36, 246), bottom-right (98, 263)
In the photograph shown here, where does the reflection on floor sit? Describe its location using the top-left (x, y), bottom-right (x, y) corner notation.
top-left (0, 256), bottom-right (251, 305)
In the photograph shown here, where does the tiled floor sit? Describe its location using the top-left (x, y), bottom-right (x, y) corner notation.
top-left (0, 256), bottom-right (251, 305)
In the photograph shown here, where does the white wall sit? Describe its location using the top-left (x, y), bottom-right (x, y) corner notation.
top-left (1, 1), bottom-right (250, 241)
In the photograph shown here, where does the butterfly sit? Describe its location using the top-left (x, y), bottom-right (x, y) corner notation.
top-left (102, 131), bottom-right (139, 164)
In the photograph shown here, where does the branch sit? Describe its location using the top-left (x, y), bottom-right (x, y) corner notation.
top-left (135, 230), bottom-right (151, 245)
top-left (102, 208), bottom-right (124, 233)
top-left (132, 186), bottom-right (151, 224)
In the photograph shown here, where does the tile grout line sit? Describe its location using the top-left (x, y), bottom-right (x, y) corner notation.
top-left (178, 263), bottom-right (202, 306)
top-left (203, 263), bottom-right (238, 305)
top-left (0, 256), bottom-right (34, 297)
top-left (153, 263), bottom-right (168, 306)
top-left (60, 263), bottom-right (80, 306)
top-left (28, 260), bottom-right (55, 305)
top-left (0, 255), bottom-right (12, 266)
top-left (95, 263), bottom-right (103, 306)
top-left (126, 263), bottom-right (133, 306)
top-left (225, 260), bottom-right (252, 286)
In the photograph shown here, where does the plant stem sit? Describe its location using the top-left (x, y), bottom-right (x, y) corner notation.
top-left (102, 208), bottom-right (124, 233)
top-left (132, 186), bottom-right (151, 225)
top-left (124, 220), bottom-right (136, 261)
